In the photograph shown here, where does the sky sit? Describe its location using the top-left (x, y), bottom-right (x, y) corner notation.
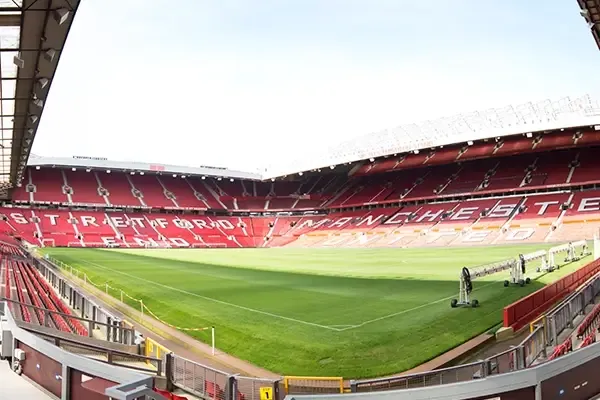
top-left (32, 0), bottom-right (600, 174)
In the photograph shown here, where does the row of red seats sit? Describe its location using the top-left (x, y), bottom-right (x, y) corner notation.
top-left (153, 388), bottom-right (188, 400)
top-left (577, 332), bottom-right (596, 349)
top-left (22, 262), bottom-right (88, 336)
top-left (547, 337), bottom-right (573, 361)
top-left (15, 260), bottom-right (47, 325)
top-left (576, 303), bottom-right (600, 339)
top-left (3, 258), bottom-right (9, 299)
top-left (20, 261), bottom-right (72, 334)
top-left (11, 261), bottom-right (32, 323)
top-left (354, 129), bottom-right (600, 176)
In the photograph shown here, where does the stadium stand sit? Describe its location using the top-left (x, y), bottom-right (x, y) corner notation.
top-left (4, 131), bottom-right (600, 249)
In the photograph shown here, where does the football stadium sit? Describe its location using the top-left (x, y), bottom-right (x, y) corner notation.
top-left (2, 1), bottom-right (600, 400)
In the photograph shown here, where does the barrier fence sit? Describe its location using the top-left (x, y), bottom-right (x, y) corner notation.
top-left (504, 258), bottom-right (600, 330)
top-left (545, 273), bottom-right (600, 346)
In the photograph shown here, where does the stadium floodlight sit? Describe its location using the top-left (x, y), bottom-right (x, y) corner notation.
top-left (28, 115), bottom-right (38, 124)
top-left (229, 178), bottom-right (234, 182)
top-left (139, 171), bottom-right (144, 175)
top-left (35, 166), bottom-right (40, 170)
top-left (71, 168), bottom-right (76, 171)
top-left (526, 132), bottom-right (533, 138)
top-left (217, 177), bottom-right (222, 181)
top-left (44, 49), bottom-right (57, 63)
top-left (33, 98), bottom-right (44, 108)
top-left (201, 176), bottom-right (206, 180)
top-left (85, 168), bottom-right (91, 172)
top-left (298, 172), bottom-right (303, 176)
top-left (181, 175), bottom-right (186, 178)
top-left (329, 165), bottom-right (335, 169)
top-left (172, 174), bottom-right (177, 178)
top-left (106, 170), bottom-right (111, 173)
top-left (53, 8), bottom-right (70, 25)
top-left (13, 54), bottom-right (24, 69)
top-left (37, 78), bottom-right (49, 90)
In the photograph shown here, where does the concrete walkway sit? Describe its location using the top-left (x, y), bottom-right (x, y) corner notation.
top-left (0, 359), bottom-right (53, 399)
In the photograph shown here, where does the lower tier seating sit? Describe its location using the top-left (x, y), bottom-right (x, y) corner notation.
top-left (1, 188), bottom-right (599, 249)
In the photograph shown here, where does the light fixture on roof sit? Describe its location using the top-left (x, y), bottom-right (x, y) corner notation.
top-left (139, 171), bottom-right (144, 175)
top-left (201, 176), bottom-right (206, 180)
top-left (33, 98), bottom-right (44, 108)
top-left (71, 167), bottom-right (76, 171)
top-left (53, 8), bottom-right (70, 25)
top-left (35, 166), bottom-right (40, 170)
top-left (581, 9), bottom-right (589, 18)
top-left (130, 171), bottom-right (135, 175)
top-left (181, 175), bottom-right (186, 178)
top-left (44, 49), bottom-right (57, 63)
top-left (29, 115), bottom-right (39, 124)
top-left (330, 165), bottom-right (335, 169)
top-left (26, 128), bottom-right (34, 136)
top-left (413, 150), bottom-right (419, 154)
top-left (526, 132), bottom-right (533, 138)
top-left (85, 168), bottom-right (91, 172)
top-left (271, 178), bottom-right (275, 182)
top-left (173, 174), bottom-right (177, 178)
top-left (298, 172), bottom-right (303, 176)
top-left (106, 170), bottom-right (111, 173)
top-left (369, 158), bottom-right (374, 162)
top-left (230, 178), bottom-right (234, 182)
top-left (13, 54), bottom-right (24, 69)
top-left (467, 141), bottom-right (473, 146)
top-left (594, 125), bottom-right (600, 131)
top-left (37, 78), bottom-right (49, 90)
top-left (24, 139), bottom-right (31, 145)
top-left (217, 177), bottom-right (222, 181)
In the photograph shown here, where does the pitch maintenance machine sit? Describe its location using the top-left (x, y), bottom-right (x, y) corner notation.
top-left (450, 240), bottom-right (595, 309)
top-left (450, 256), bottom-right (530, 308)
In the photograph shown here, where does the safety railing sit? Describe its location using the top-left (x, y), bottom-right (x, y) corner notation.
top-left (521, 324), bottom-right (546, 367)
top-left (146, 337), bottom-right (172, 372)
top-left (545, 273), bottom-right (600, 346)
top-left (5, 298), bottom-right (136, 344)
top-left (27, 254), bottom-right (137, 345)
top-left (33, 329), bottom-right (162, 375)
top-left (171, 354), bottom-right (231, 400)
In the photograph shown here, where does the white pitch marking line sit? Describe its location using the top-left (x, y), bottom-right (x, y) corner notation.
top-left (78, 259), bottom-right (345, 332)
top-left (336, 281), bottom-right (499, 332)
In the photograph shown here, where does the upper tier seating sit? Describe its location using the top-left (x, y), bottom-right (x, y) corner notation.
top-left (20, 144), bottom-right (600, 211)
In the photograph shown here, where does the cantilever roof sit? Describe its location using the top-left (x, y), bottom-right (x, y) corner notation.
top-left (578, 0), bottom-right (600, 50)
top-left (28, 154), bottom-right (264, 181)
top-left (0, 0), bottom-right (80, 199)
top-left (262, 94), bottom-right (600, 179)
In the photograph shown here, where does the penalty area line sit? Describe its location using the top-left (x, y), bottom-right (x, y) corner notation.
top-left (336, 281), bottom-right (499, 332)
top-left (78, 260), bottom-right (345, 332)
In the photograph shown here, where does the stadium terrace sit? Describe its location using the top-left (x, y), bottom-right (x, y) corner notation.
top-left (5, 1), bottom-right (600, 400)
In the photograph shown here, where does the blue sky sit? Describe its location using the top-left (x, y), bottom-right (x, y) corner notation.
top-left (32, 0), bottom-right (600, 172)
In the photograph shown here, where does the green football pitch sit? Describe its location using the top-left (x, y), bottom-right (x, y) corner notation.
top-left (43, 244), bottom-right (590, 378)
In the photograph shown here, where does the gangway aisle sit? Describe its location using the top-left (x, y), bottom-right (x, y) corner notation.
top-left (0, 359), bottom-right (53, 399)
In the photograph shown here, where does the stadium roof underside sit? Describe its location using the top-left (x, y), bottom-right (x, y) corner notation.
top-left (578, 0), bottom-right (600, 50)
top-left (262, 95), bottom-right (600, 180)
top-left (0, 0), bottom-right (79, 200)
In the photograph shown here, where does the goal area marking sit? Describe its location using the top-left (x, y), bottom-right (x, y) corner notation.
top-left (76, 259), bottom-right (494, 333)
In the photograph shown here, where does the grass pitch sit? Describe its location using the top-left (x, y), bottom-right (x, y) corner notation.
top-left (44, 245), bottom-right (590, 378)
